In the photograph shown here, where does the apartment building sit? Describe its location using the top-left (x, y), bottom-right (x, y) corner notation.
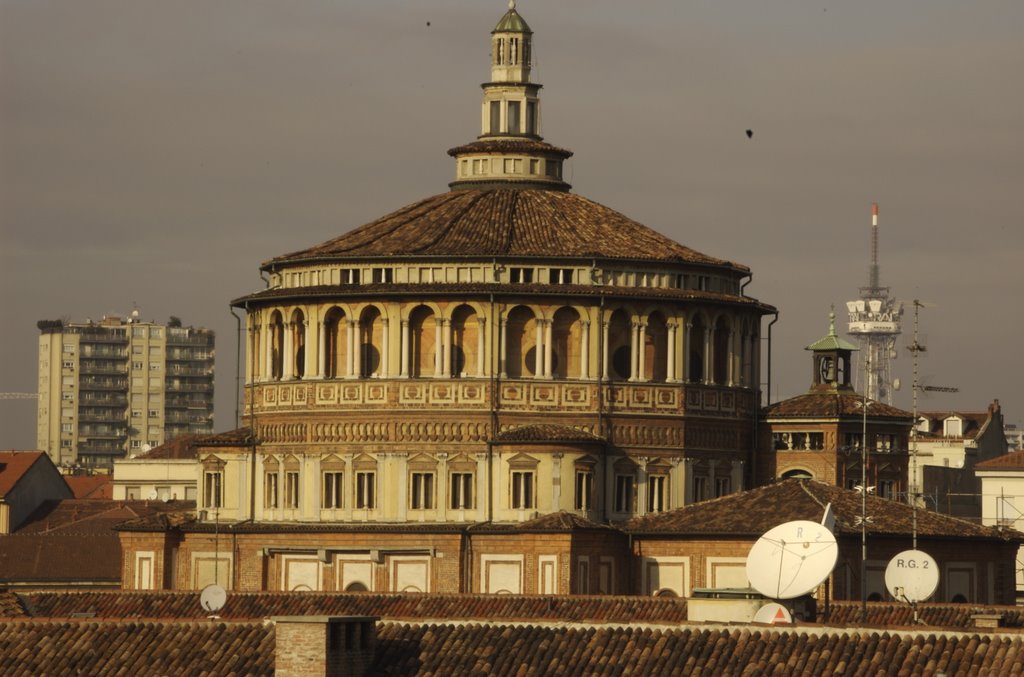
top-left (36, 312), bottom-right (214, 469)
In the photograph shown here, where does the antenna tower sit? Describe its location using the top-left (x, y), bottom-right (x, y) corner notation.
top-left (846, 203), bottom-right (903, 404)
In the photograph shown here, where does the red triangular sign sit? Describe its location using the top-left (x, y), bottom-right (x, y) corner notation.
top-left (773, 608), bottom-right (787, 623)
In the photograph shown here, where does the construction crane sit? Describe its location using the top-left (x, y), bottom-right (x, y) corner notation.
top-left (0, 393), bottom-right (39, 400)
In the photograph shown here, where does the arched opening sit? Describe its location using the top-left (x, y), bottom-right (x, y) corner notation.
top-left (359, 307), bottom-right (383, 378)
top-left (290, 308), bottom-right (306, 379)
top-left (713, 316), bottom-right (731, 385)
top-left (323, 307), bottom-right (347, 379)
top-left (688, 315), bottom-right (706, 383)
top-left (269, 310), bottom-right (284, 380)
top-left (608, 309), bottom-right (631, 381)
top-left (344, 581), bottom-right (369, 593)
top-left (551, 307), bottom-right (581, 379)
top-left (644, 311), bottom-right (668, 382)
top-left (409, 305), bottom-right (437, 378)
top-left (505, 306), bottom-right (537, 378)
top-left (450, 305), bottom-right (479, 377)
top-left (780, 469), bottom-right (814, 480)
top-left (655, 588), bottom-right (678, 598)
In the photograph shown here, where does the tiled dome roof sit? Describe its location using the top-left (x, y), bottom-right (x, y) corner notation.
top-left (266, 189), bottom-right (745, 269)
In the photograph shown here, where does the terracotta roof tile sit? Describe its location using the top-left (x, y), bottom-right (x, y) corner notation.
top-left (63, 475), bottom-right (113, 499)
top-left (472, 511), bottom-right (617, 533)
top-left (265, 189), bottom-right (749, 269)
top-left (977, 450), bottom-right (1024, 471)
top-left (0, 452), bottom-right (48, 497)
top-left (137, 428), bottom-right (255, 459)
top-left (765, 392), bottom-right (913, 419)
top-left (447, 139), bottom-right (573, 159)
top-left (623, 479), bottom-right (1019, 540)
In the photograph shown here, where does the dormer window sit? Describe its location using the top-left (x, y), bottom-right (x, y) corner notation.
top-left (944, 417), bottom-right (963, 437)
top-left (371, 268), bottom-right (393, 284)
top-left (510, 267), bottom-right (533, 283)
top-left (548, 268), bottom-right (573, 285)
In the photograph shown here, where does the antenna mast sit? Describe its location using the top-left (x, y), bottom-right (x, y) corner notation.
top-left (847, 203), bottom-right (903, 404)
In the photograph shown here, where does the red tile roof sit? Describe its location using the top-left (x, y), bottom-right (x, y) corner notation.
top-left (265, 189), bottom-right (749, 269)
top-left (623, 479), bottom-right (1018, 541)
top-left (63, 474), bottom-right (113, 499)
top-left (977, 450), bottom-right (1024, 471)
top-left (764, 393), bottom-right (912, 419)
top-left (447, 138), bottom-right (573, 159)
top-left (0, 620), bottom-right (273, 676)
top-left (136, 428), bottom-right (255, 460)
top-left (0, 452), bottom-right (48, 497)
top-left (918, 411), bottom-right (991, 440)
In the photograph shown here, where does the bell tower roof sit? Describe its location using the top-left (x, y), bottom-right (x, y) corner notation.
top-left (493, 1), bottom-right (531, 34)
top-left (806, 311), bottom-right (858, 391)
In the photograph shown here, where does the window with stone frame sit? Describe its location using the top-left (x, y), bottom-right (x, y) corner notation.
top-left (693, 476), bottom-right (708, 502)
top-left (647, 473), bottom-right (667, 512)
top-left (202, 456), bottom-right (225, 509)
top-left (715, 476), bottom-right (731, 498)
top-left (321, 456), bottom-right (344, 509)
top-left (574, 469), bottom-right (593, 511)
top-left (264, 459), bottom-right (279, 509)
top-left (614, 474), bottom-right (635, 513)
top-left (410, 472), bottom-right (435, 510)
top-left (511, 470), bottom-right (535, 509)
top-left (283, 456), bottom-right (300, 509)
top-left (355, 471), bottom-right (375, 510)
top-left (450, 472), bottom-right (473, 510)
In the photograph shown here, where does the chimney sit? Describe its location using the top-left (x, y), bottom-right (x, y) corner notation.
top-left (273, 616), bottom-right (378, 677)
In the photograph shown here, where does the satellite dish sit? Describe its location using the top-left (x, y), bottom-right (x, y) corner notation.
top-left (893, 378), bottom-right (902, 392)
top-left (142, 444), bottom-right (152, 452)
top-left (746, 520), bottom-right (839, 599)
top-left (753, 602), bottom-right (793, 625)
top-left (820, 503), bottom-right (836, 533)
top-left (146, 490), bottom-right (158, 501)
top-left (200, 584), bottom-right (227, 614)
top-left (885, 549), bottom-right (939, 603)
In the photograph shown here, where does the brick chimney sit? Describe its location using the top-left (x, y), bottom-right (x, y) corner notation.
top-left (273, 616), bottom-right (378, 677)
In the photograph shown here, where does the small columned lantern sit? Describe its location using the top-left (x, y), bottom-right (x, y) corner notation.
top-left (805, 311), bottom-right (858, 391)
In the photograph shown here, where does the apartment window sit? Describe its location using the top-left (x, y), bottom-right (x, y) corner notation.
top-left (61, 423), bottom-right (73, 433)
top-left (63, 343), bottom-right (74, 353)
top-left (60, 439), bottom-right (72, 448)
top-left (149, 409), bottom-right (159, 418)
top-left (356, 471), bottom-right (376, 510)
top-left (62, 360), bottom-right (75, 369)
top-left (371, 268), bottom-right (393, 284)
top-left (148, 377), bottom-right (161, 389)
top-left (548, 268), bottom-right (574, 285)
top-left (132, 345), bottom-right (143, 354)
top-left (149, 363), bottom-right (161, 371)
top-left (151, 328), bottom-right (162, 338)
top-left (715, 477), bottom-right (731, 498)
top-left (62, 392), bottom-right (74, 401)
top-left (511, 471), bottom-right (535, 509)
top-left (131, 440), bottom-right (141, 449)
top-left (410, 472), bottom-right (435, 510)
top-left (450, 472), bottom-right (473, 510)
top-left (264, 473), bottom-right (279, 509)
top-left (323, 471), bottom-right (343, 509)
top-left (875, 434), bottom-right (897, 452)
top-left (133, 361), bottom-right (143, 370)
top-left (574, 470), bottom-right (593, 511)
top-left (203, 471), bottom-right (223, 508)
top-left (284, 471), bottom-right (300, 509)
top-left (647, 475), bottom-right (667, 512)
top-left (148, 439), bottom-right (159, 448)
top-left (509, 267), bottom-right (533, 284)
top-left (614, 475), bottom-right (635, 513)
top-left (133, 327), bottom-right (147, 337)
top-left (149, 347), bottom-right (161, 356)
top-left (693, 476), bottom-right (708, 502)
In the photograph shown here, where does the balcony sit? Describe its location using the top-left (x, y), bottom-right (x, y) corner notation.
top-left (168, 366), bottom-right (214, 377)
top-left (78, 411), bottom-right (128, 424)
top-left (79, 362), bottom-right (128, 375)
top-left (166, 334), bottom-right (214, 346)
top-left (79, 379), bottom-right (129, 391)
top-left (166, 382), bottom-right (214, 393)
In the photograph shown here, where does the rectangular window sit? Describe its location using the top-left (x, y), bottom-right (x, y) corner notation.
top-left (526, 101), bottom-right (536, 134)
top-left (63, 343), bottom-right (75, 353)
top-left (614, 475), bottom-right (634, 513)
top-left (132, 361), bottom-right (143, 370)
top-left (132, 345), bottom-right (144, 354)
top-left (371, 268), bottom-right (393, 284)
top-left (133, 326), bottom-right (147, 338)
top-left (356, 471), bottom-right (376, 510)
top-left (61, 423), bottom-right (73, 433)
top-left (285, 471), bottom-right (300, 509)
top-left (509, 267), bottom-right (534, 283)
top-left (529, 159), bottom-right (539, 175)
top-left (126, 485), bottom-right (141, 500)
top-left (574, 470), bottom-right (593, 511)
top-left (503, 158), bottom-right (523, 174)
top-left (450, 472), bottom-right (473, 510)
top-left (809, 433), bottom-right (825, 450)
top-left (150, 363), bottom-right (161, 371)
top-left (879, 479), bottom-right (895, 499)
top-left (343, 269), bottom-right (361, 285)
top-left (410, 472), bottom-right (435, 510)
top-left (131, 440), bottom-right (141, 449)
top-left (506, 100), bottom-right (521, 133)
top-left (791, 433), bottom-right (807, 450)
top-left (149, 409), bottom-right (159, 418)
top-left (511, 471), bottom-right (534, 509)
top-left (715, 477), bottom-right (731, 498)
top-left (150, 328), bottom-right (162, 338)
top-left (693, 476), bottom-right (708, 502)
top-left (62, 392), bottom-right (74, 401)
top-left (647, 475), bottom-right (666, 512)
top-left (322, 471), bottom-right (343, 509)
top-left (490, 100), bottom-right (501, 134)
top-left (60, 439), bottom-right (72, 448)
top-left (62, 360), bottom-right (75, 369)
top-left (844, 433), bottom-right (864, 451)
top-left (544, 160), bottom-right (561, 178)
top-left (264, 473), bottom-right (279, 509)
top-left (548, 268), bottom-right (573, 285)
top-left (204, 471), bottom-right (223, 508)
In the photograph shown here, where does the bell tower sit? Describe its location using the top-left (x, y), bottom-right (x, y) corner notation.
top-left (805, 311), bottom-right (858, 392)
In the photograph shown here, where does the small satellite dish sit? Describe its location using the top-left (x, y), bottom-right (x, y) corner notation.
top-left (200, 584), bottom-right (227, 614)
top-left (753, 602), bottom-right (793, 625)
top-left (885, 549), bottom-right (939, 603)
top-left (893, 378), bottom-right (902, 391)
top-left (162, 495), bottom-right (171, 503)
top-left (141, 444), bottom-right (152, 453)
top-left (820, 503), bottom-right (836, 533)
top-left (746, 520), bottom-right (839, 599)
top-left (146, 490), bottom-right (158, 501)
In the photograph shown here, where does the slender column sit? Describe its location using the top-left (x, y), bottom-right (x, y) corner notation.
top-left (580, 320), bottom-right (590, 379)
top-left (396, 453), bottom-right (408, 522)
top-left (317, 321), bottom-right (327, 379)
top-left (637, 462), bottom-right (649, 515)
top-left (499, 317), bottom-right (508, 378)
top-left (534, 319), bottom-right (544, 378)
top-left (476, 318), bottom-right (486, 377)
top-left (437, 453), bottom-right (449, 522)
top-left (346, 320), bottom-right (356, 378)
top-left (666, 322), bottom-right (677, 383)
top-left (727, 329), bottom-right (736, 386)
top-left (434, 318), bottom-right (443, 377)
top-left (601, 318), bottom-right (610, 380)
top-left (704, 329), bottom-right (713, 385)
top-left (637, 321), bottom-right (648, 382)
top-left (381, 317), bottom-right (390, 377)
top-left (352, 320), bottom-right (362, 378)
top-left (246, 327), bottom-right (255, 383)
top-left (283, 322), bottom-right (294, 380)
top-left (261, 315), bottom-right (271, 382)
top-left (301, 319), bottom-right (311, 379)
top-left (475, 452), bottom-right (488, 522)
top-left (543, 320), bottom-right (553, 379)
top-left (400, 319), bottom-right (410, 378)
top-left (305, 310), bottom-right (320, 379)
top-left (683, 322), bottom-right (692, 383)
top-left (629, 321), bottom-right (640, 382)
top-left (441, 319), bottom-right (451, 377)
top-left (551, 452), bottom-right (563, 508)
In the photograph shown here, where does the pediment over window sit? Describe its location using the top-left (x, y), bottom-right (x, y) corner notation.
top-left (263, 456), bottom-right (280, 471)
top-left (353, 453), bottom-right (377, 470)
top-left (283, 454), bottom-right (301, 469)
top-left (408, 453), bottom-right (437, 471)
top-left (507, 452), bottom-right (540, 468)
top-left (202, 455), bottom-right (225, 470)
top-left (322, 454), bottom-right (344, 471)
top-left (447, 453), bottom-right (476, 471)
top-left (613, 457), bottom-right (638, 473)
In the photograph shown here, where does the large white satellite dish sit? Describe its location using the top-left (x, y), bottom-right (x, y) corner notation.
top-left (746, 520), bottom-right (839, 599)
top-left (200, 584), bottom-right (227, 614)
top-left (884, 549), bottom-right (939, 603)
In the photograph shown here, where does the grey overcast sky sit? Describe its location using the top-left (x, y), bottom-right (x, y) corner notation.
top-left (2, 0), bottom-right (1022, 449)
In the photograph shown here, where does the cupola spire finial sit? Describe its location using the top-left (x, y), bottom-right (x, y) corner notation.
top-left (509, 0), bottom-right (516, 9)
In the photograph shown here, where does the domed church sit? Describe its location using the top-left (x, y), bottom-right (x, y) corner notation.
top-left (120, 2), bottom-right (776, 595)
